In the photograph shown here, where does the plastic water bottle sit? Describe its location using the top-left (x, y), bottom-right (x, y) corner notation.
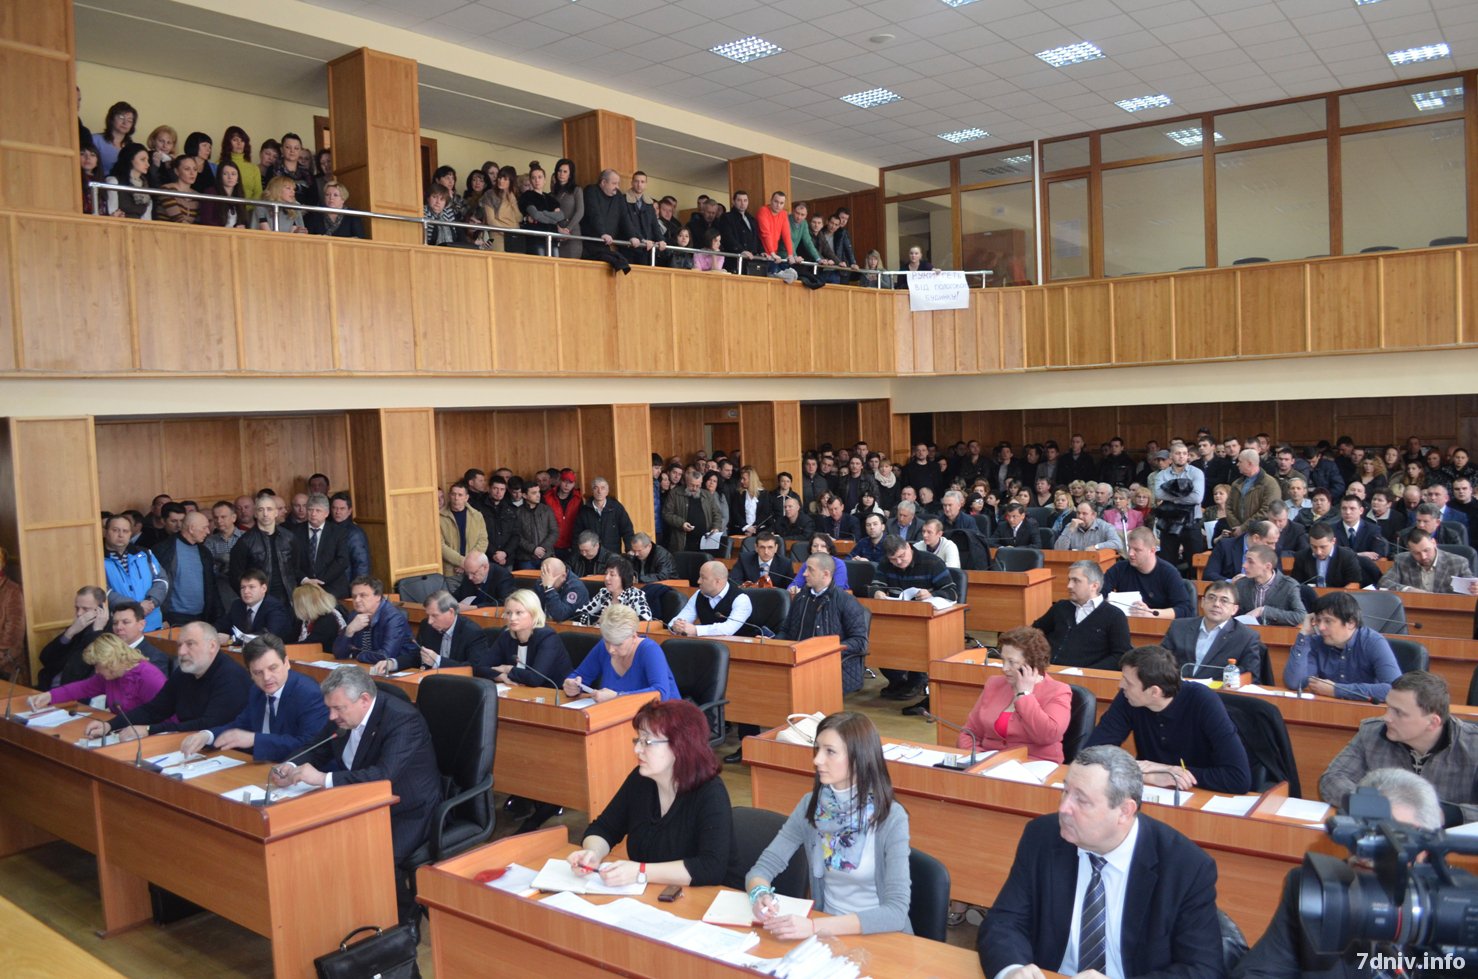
top-left (1223, 658), bottom-right (1240, 690)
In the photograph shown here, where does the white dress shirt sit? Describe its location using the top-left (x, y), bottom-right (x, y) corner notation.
top-left (670, 583), bottom-right (754, 637)
top-left (1056, 817), bottom-right (1140, 979)
top-left (323, 697), bottom-right (375, 790)
top-left (1073, 594), bottom-right (1103, 624)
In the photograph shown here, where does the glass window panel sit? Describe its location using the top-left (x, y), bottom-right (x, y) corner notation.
top-left (1341, 120), bottom-right (1467, 252)
top-left (1216, 140), bottom-right (1330, 264)
top-left (1340, 79), bottom-right (1464, 126)
top-left (885, 195), bottom-right (953, 270)
top-left (883, 160), bottom-right (951, 197)
top-left (1102, 157), bottom-right (1205, 276)
top-left (1047, 179), bottom-right (1089, 280)
top-left (960, 148), bottom-right (1033, 185)
top-left (1100, 122), bottom-right (1202, 163)
top-left (961, 183), bottom-right (1036, 286)
top-left (1215, 99), bottom-right (1326, 143)
top-left (1043, 137), bottom-right (1089, 172)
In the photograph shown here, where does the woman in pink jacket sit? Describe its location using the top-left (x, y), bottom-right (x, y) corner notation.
top-left (959, 626), bottom-right (1072, 763)
top-left (26, 633), bottom-right (166, 715)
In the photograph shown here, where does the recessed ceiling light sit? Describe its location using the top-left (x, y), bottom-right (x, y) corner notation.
top-left (1115, 94), bottom-right (1173, 113)
top-left (841, 88), bottom-right (902, 108)
top-left (868, 33), bottom-right (895, 44)
top-left (938, 127), bottom-right (990, 143)
top-left (1002, 155), bottom-right (1032, 165)
top-left (1036, 42), bottom-right (1104, 68)
top-left (939, 0), bottom-right (981, 6)
top-left (1387, 43), bottom-right (1450, 66)
top-left (710, 36), bottom-right (783, 64)
top-left (1411, 86), bottom-right (1463, 111)
top-left (1165, 127), bottom-right (1225, 147)
top-left (1353, 0), bottom-right (1385, 5)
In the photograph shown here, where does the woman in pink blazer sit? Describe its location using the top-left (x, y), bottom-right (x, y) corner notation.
top-left (959, 626), bottom-right (1072, 763)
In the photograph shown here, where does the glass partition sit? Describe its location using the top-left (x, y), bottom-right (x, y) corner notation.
top-left (1215, 100), bottom-right (1326, 143)
top-left (1217, 140), bottom-right (1329, 263)
top-left (886, 195), bottom-right (953, 270)
top-left (961, 183), bottom-right (1036, 285)
top-left (1341, 79), bottom-right (1464, 126)
top-left (883, 160), bottom-right (951, 197)
top-left (1047, 179), bottom-right (1089, 279)
top-left (1042, 137), bottom-right (1089, 172)
top-left (1102, 157), bottom-right (1204, 275)
top-left (1341, 120), bottom-right (1467, 251)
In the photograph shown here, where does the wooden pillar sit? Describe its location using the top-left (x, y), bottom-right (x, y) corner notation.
top-left (577, 404), bottom-right (655, 541)
top-left (0, 417), bottom-right (103, 683)
top-left (345, 408), bottom-right (440, 586)
top-left (561, 110), bottom-right (636, 184)
top-left (738, 402), bottom-right (802, 487)
top-left (326, 48), bottom-right (422, 244)
top-left (0, 0), bottom-right (79, 212)
top-left (858, 400), bottom-right (898, 459)
top-left (727, 154), bottom-right (790, 207)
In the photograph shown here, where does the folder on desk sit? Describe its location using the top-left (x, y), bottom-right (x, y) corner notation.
top-left (530, 858), bottom-right (645, 895)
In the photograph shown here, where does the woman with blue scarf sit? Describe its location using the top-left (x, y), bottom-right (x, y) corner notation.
top-left (745, 711), bottom-right (912, 937)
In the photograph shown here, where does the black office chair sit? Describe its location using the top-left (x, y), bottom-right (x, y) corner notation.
top-left (1438, 542), bottom-right (1477, 567)
top-left (1219, 909), bottom-right (1250, 973)
top-left (1025, 506), bottom-right (1054, 529)
top-left (396, 573), bottom-right (446, 604)
top-left (663, 638), bottom-right (730, 747)
top-left (1430, 236), bottom-right (1468, 247)
top-left (789, 539), bottom-right (811, 564)
top-left (1298, 584), bottom-right (1318, 614)
top-left (845, 559), bottom-right (874, 598)
top-left (1233, 256), bottom-right (1269, 264)
top-left (1218, 692), bottom-right (1301, 796)
top-left (1348, 590), bottom-right (1407, 635)
top-left (1037, 526), bottom-right (1057, 549)
top-left (1360, 245), bottom-right (1398, 253)
top-left (994, 547), bottom-right (1044, 572)
top-left (1355, 555), bottom-right (1383, 589)
top-left (656, 588), bottom-right (685, 623)
top-left (725, 807), bottom-right (807, 898)
top-left (374, 680), bottom-right (413, 703)
top-left (407, 675), bottom-right (498, 864)
top-left (739, 536), bottom-right (758, 554)
top-left (742, 587), bottom-right (790, 633)
top-left (1467, 664), bottom-right (1478, 707)
top-left (1062, 684), bottom-right (1097, 764)
top-left (1385, 637), bottom-right (1429, 674)
top-left (481, 625), bottom-right (505, 644)
top-left (558, 630), bottom-right (601, 666)
top-left (671, 550), bottom-right (706, 586)
top-left (947, 567), bottom-right (968, 605)
top-left (947, 529), bottom-right (990, 571)
top-left (1182, 578), bottom-right (1197, 612)
top-left (907, 848), bottom-right (952, 942)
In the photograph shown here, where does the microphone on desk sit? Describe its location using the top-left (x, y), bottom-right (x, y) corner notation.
top-left (113, 703), bottom-right (163, 773)
top-left (512, 662), bottom-right (566, 705)
top-left (919, 711), bottom-right (977, 770)
top-left (256, 729), bottom-right (341, 807)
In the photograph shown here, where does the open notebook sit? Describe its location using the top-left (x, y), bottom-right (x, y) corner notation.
top-left (702, 889), bottom-right (813, 926)
top-left (529, 857), bottom-right (646, 896)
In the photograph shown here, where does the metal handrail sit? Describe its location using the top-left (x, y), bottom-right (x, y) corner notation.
top-left (86, 181), bottom-right (993, 286)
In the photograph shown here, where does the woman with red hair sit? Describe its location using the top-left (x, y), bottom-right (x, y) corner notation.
top-left (566, 699), bottom-right (731, 887)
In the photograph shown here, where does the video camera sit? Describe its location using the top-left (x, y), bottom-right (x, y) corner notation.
top-left (1299, 787), bottom-right (1478, 961)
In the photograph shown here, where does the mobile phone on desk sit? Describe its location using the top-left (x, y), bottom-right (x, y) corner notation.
top-left (658, 885), bottom-right (683, 903)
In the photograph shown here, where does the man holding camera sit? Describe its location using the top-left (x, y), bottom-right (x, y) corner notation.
top-left (1150, 440), bottom-right (1204, 570)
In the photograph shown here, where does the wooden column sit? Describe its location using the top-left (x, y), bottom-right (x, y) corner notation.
top-left (561, 110), bottom-right (637, 184)
top-left (0, 0), bottom-right (79, 212)
top-left (326, 48), bottom-right (422, 244)
top-left (577, 404), bottom-right (655, 540)
top-left (858, 400), bottom-right (897, 458)
top-left (738, 402), bottom-right (802, 487)
top-left (0, 417), bottom-right (103, 683)
top-left (345, 409), bottom-right (440, 586)
top-left (727, 154), bottom-right (790, 207)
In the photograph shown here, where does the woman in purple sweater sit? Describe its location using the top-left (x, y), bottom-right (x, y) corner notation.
top-left (27, 633), bottom-right (166, 714)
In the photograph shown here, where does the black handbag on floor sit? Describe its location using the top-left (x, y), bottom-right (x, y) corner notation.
top-left (314, 925), bottom-right (419, 979)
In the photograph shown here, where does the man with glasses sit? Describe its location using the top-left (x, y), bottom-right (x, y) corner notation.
top-left (1159, 580), bottom-right (1263, 681)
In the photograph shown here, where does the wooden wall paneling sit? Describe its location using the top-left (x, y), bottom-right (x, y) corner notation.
top-left (1000, 289), bottom-right (1027, 370)
top-left (489, 410), bottom-right (550, 478)
top-left (379, 408), bottom-right (440, 582)
top-left (857, 400), bottom-right (894, 456)
top-left (612, 403), bottom-right (655, 539)
top-left (1022, 409), bottom-right (1068, 448)
top-left (1329, 399), bottom-right (1394, 447)
top-left (0, 215), bottom-right (13, 371)
top-left (95, 421), bottom-right (164, 512)
top-left (931, 412), bottom-right (965, 447)
top-left (616, 270), bottom-right (676, 374)
top-left (576, 407), bottom-right (615, 496)
top-left (889, 413), bottom-right (912, 461)
top-left (561, 110), bottom-right (637, 189)
top-left (737, 402), bottom-right (777, 483)
top-left (1220, 402), bottom-right (1279, 444)
top-left (1043, 288), bottom-right (1068, 367)
top-left (772, 401), bottom-right (803, 486)
top-left (492, 259), bottom-right (561, 373)
top-left (975, 290), bottom-right (1001, 372)
top-left (655, 406), bottom-right (708, 463)
top-left (801, 404), bottom-right (856, 451)
top-left (14, 216), bottom-right (132, 371)
top-left (848, 290), bottom-right (887, 374)
top-left (130, 226), bottom-right (239, 372)
top-left (555, 263), bottom-right (618, 374)
top-left (435, 411), bottom-right (497, 489)
top-left (848, 189), bottom-right (881, 260)
top-left (1391, 396), bottom-right (1458, 447)
top-left (1067, 408), bottom-right (1114, 451)
top-left (945, 308), bottom-right (973, 373)
top-left (912, 307), bottom-right (935, 374)
top-left (809, 286), bottom-right (853, 375)
top-left (332, 243), bottom-right (416, 372)
top-left (240, 415), bottom-right (323, 498)
top-left (158, 417), bottom-right (245, 503)
top-left (675, 276), bottom-right (729, 374)
top-left (1463, 250), bottom-right (1478, 344)
top-left (1277, 400), bottom-right (1341, 446)
top-left (0, 0), bottom-right (78, 214)
top-left (346, 410), bottom-right (391, 581)
top-left (749, 282), bottom-right (792, 375)
top-left (1064, 282), bottom-right (1112, 367)
top-left (326, 49), bottom-right (421, 243)
top-left (1237, 265), bottom-right (1308, 357)
top-left (1113, 404), bottom-right (1170, 454)
top-left (1381, 250), bottom-right (1460, 349)
top-left (543, 409), bottom-right (584, 469)
top-left (237, 237), bottom-right (334, 372)
top-left (726, 155), bottom-right (790, 204)
top-left (1168, 403), bottom-right (1221, 442)
top-left (1111, 277), bottom-right (1174, 365)
top-left (312, 415), bottom-right (351, 494)
top-left (412, 250), bottom-right (493, 372)
top-left (893, 295), bottom-right (916, 374)
top-left (1172, 271), bottom-right (1238, 361)
top-left (1, 416), bottom-right (103, 680)
top-left (1309, 257), bottom-right (1379, 353)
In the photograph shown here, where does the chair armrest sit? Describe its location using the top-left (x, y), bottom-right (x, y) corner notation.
top-left (430, 775), bottom-right (494, 857)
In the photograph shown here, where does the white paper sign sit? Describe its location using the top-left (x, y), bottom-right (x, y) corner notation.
top-left (906, 269), bottom-right (970, 311)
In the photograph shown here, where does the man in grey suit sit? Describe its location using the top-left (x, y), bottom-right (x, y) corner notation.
top-left (1234, 544), bottom-right (1306, 626)
top-left (1379, 529), bottom-right (1478, 595)
top-left (1160, 580), bottom-right (1265, 681)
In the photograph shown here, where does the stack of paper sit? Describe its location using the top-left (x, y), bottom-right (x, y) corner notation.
top-left (702, 890), bottom-right (812, 926)
top-left (1201, 795), bottom-right (1259, 817)
top-left (881, 743), bottom-right (981, 768)
top-left (559, 697), bottom-right (596, 710)
top-left (19, 708), bottom-right (87, 729)
top-left (979, 759), bottom-right (1049, 784)
top-left (484, 863), bottom-right (539, 894)
top-left (1055, 666), bottom-right (1085, 676)
top-left (530, 857), bottom-right (645, 895)
top-left (303, 660), bottom-right (354, 670)
top-left (1275, 797), bottom-right (1330, 822)
top-left (1106, 591), bottom-right (1142, 613)
top-left (161, 755), bottom-right (246, 780)
top-left (541, 893), bottom-right (761, 961)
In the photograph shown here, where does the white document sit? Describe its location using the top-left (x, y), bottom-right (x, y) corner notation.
top-left (1055, 666), bottom-right (1085, 676)
top-left (147, 750), bottom-right (203, 768)
top-left (1445, 821), bottom-right (1478, 839)
top-left (24, 709), bottom-right (87, 729)
top-left (601, 899), bottom-right (760, 958)
top-left (162, 755), bottom-right (245, 780)
top-left (881, 743), bottom-right (977, 768)
top-left (699, 530), bottom-right (725, 550)
top-left (540, 890), bottom-right (614, 922)
top-left (702, 889), bottom-right (813, 926)
top-left (1276, 797), bottom-right (1331, 822)
top-left (891, 587), bottom-right (955, 610)
top-left (530, 857), bottom-right (646, 895)
top-left (231, 627), bottom-right (258, 644)
top-left (485, 863), bottom-right (539, 895)
top-left (1106, 590), bottom-right (1141, 612)
top-left (75, 736), bottom-right (114, 748)
top-left (1204, 521), bottom-right (1219, 549)
top-left (1201, 795), bottom-right (1259, 817)
top-left (303, 660), bottom-right (354, 670)
top-left (223, 782), bottom-right (321, 804)
top-left (1020, 759), bottom-right (1061, 781)
top-left (389, 669), bottom-right (419, 678)
top-left (979, 759), bottom-right (1045, 785)
top-left (1140, 785), bottom-right (1189, 807)
top-left (495, 683), bottom-right (511, 697)
top-left (559, 697), bottom-right (597, 710)
top-left (1452, 576), bottom-right (1478, 594)
top-left (1234, 613), bottom-right (1261, 625)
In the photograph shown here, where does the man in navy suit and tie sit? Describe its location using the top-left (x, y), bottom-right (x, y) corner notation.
top-left (734, 532), bottom-right (795, 587)
top-left (332, 576), bottom-right (418, 674)
top-left (979, 745), bottom-right (1223, 979)
top-left (217, 569), bottom-right (294, 641)
top-left (1333, 495), bottom-right (1390, 560)
top-left (270, 665), bottom-right (440, 933)
top-left (180, 633), bottom-right (328, 762)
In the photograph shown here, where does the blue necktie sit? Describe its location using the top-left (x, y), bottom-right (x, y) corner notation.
top-left (1078, 854), bottom-right (1108, 973)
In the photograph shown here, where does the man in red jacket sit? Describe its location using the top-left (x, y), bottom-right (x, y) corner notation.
top-left (545, 468), bottom-right (583, 559)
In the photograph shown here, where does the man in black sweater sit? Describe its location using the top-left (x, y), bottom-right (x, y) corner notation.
top-left (873, 536), bottom-right (956, 705)
top-left (1032, 560), bottom-right (1132, 670)
top-left (582, 168), bottom-right (643, 272)
top-left (85, 621), bottom-right (250, 738)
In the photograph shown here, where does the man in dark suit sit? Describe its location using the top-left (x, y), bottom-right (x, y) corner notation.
top-left (1332, 495), bottom-right (1390, 560)
top-left (1234, 544), bottom-right (1307, 626)
top-left (1397, 503), bottom-right (1469, 547)
top-left (109, 600), bottom-right (173, 678)
top-left (1204, 519), bottom-right (1279, 581)
top-left (333, 576), bottom-right (418, 673)
top-left (734, 532), bottom-right (795, 587)
top-left (992, 503), bottom-right (1041, 549)
top-left (1291, 524), bottom-right (1363, 589)
top-left (416, 590), bottom-right (490, 669)
top-left (294, 493), bottom-right (350, 598)
top-left (180, 633), bottom-right (329, 762)
top-left (1160, 580), bottom-right (1264, 681)
top-left (979, 745), bottom-right (1223, 979)
top-left (885, 500), bottom-right (923, 543)
top-left (1033, 560), bottom-right (1131, 671)
top-left (816, 493), bottom-right (860, 541)
top-left (271, 666), bottom-right (440, 932)
top-left (217, 570), bottom-right (294, 643)
top-left (452, 551), bottom-right (515, 608)
top-left (774, 495), bottom-right (814, 541)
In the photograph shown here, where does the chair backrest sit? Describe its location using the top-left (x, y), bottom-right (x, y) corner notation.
top-left (417, 675), bottom-right (499, 825)
top-left (1182, 577), bottom-right (1197, 610)
top-left (945, 530), bottom-right (986, 571)
top-left (1468, 664), bottom-right (1478, 707)
top-left (844, 559), bottom-right (874, 598)
top-left (1218, 908), bottom-right (1250, 973)
top-left (1218, 692), bottom-right (1301, 796)
top-left (656, 588), bottom-right (685, 623)
top-left (740, 535), bottom-right (758, 553)
top-left (670, 551), bottom-right (706, 586)
top-left (1063, 684), bottom-right (1097, 764)
top-left (1430, 235), bottom-right (1468, 247)
top-left (662, 638), bottom-right (729, 745)
top-left (1385, 637), bottom-right (1429, 674)
top-left (558, 630), bottom-right (602, 665)
top-left (1438, 542), bottom-right (1477, 566)
top-left (1360, 244), bottom-right (1398, 253)
top-left (1037, 526), bottom-right (1057, 549)
top-left (907, 847), bottom-right (952, 942)
top-left (994, 546), bottom-right (1044, 572)
top-left (725, 807), bottom-right (807, 898)
top-left (374, 679), bottom-right (412, 703)
top-left (1348, 589), bottom-right (1407, 635)
top-left (1232, 256), bottom-right (1269, 264)
top-left (741, 587), bottom-right (790, 633)
top-left (789, 539), bottom-right (810, 564)
top-left (396, 572), bottom-right (446, 605)
top-left (1025, 506), bottom-right (1054, 528)
top-left (947, 567), bottom-right (968, 605)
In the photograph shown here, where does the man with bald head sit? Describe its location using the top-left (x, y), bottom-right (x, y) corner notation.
top-left (84, 621), bottom-right (250, 740)
top-left (452, 551), bottom-right (513, 608)
top-left (538, 557), bottom-right (589, 622)
top-left (1225, 448), bottom-right (1282, 536)
top-left (669, 561), bottom-right (754, 637)
top-left (153, 510), bottom-right (221, 626)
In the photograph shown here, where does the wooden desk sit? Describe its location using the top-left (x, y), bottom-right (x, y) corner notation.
top-left (289, 660), bottom-right (473, 702)
top-left (0, 689), bottom-right (397, 979)
top-left (744, 730), bottom-right (1329, 944)
top-left (1040, 549), bottom-right (1120, 602)
top-left (858, 598), bottom-right (967, 673)
top-left (418, 827), bottom-right (1000, 979)
top-left (962, 567), bottom-right (1053, 632)
top-left (1363, 589), bottom-right (1478, 640)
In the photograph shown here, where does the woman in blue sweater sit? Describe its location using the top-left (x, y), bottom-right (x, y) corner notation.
top-left (561, 604), bottom-right (679, 702)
